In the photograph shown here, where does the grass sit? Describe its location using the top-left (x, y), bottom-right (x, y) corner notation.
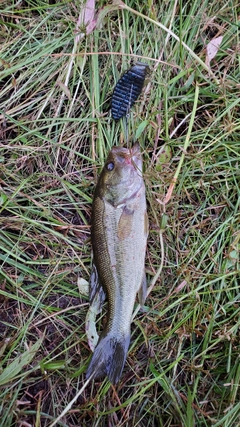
top-left (0, 0), bottom-right (239, 426)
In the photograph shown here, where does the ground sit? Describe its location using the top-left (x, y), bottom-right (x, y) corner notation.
top-left (0, 1), bottom-right (239, 426)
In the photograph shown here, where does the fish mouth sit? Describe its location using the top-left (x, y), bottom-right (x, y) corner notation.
top-left (112, 143), bottom-right (142, 172)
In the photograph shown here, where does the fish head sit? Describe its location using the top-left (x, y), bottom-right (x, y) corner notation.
top-left (97, 143), bottom-right (144, 206)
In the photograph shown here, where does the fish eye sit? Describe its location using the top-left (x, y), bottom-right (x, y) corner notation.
top-left (106, 162), bottom-right (114, 171)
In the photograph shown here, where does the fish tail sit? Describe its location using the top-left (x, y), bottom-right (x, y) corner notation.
top-left (86, 331), bottom-right (130, 384)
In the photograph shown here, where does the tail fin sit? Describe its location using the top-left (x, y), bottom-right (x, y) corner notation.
top-left (86, 332), bottom-right (130, 384)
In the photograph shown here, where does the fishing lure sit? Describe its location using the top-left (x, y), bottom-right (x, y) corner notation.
top-left (111, 62), bottom-right (150, 120)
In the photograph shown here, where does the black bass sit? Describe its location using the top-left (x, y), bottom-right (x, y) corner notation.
top-left (86, 143), bottom-right (148, 384)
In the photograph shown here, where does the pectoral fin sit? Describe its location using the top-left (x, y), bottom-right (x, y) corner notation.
top-left (117, 206), bottom-right (134, 240)
top-left (138, 272), bottom-right (147, 306)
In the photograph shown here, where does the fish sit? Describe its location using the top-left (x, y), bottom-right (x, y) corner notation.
top-left (111, 62), bottom-right (150, 120)
top-left (86, 142), bottom-right (148, 384)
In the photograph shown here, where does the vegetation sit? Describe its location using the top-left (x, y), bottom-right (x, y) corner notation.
top-left (0, 0), bottom-right (239, 426)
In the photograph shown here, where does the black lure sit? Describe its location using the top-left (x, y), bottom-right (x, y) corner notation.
top-left (111, 62), bottom-right (150, 120)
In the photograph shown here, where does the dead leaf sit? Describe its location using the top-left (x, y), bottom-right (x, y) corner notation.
top-left (205, 36), bottom-right (223, 68)
top-left (77, 0), bottom-right (96, 35)
top-left (56, 81), bottom-right (71, 100)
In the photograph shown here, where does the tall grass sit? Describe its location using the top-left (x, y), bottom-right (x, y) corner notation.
top-left (0, 0), bottom-right (239, 426)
